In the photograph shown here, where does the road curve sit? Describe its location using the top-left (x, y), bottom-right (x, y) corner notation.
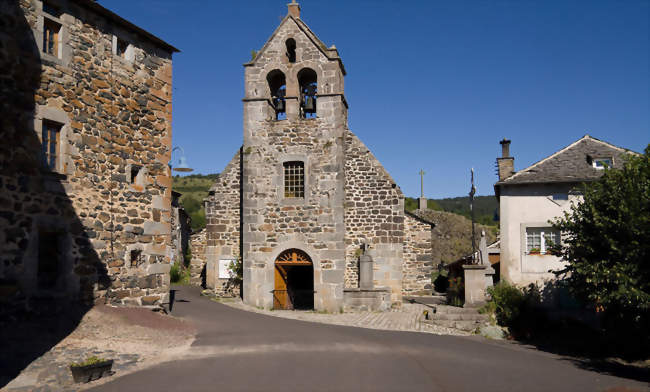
top-left (88, 286), bottom-right (648, 392)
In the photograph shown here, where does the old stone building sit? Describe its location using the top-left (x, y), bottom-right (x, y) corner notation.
top-left (0, 0), bottom-right (178, 310)
top-left (203, 2), bottom-right (434, 312)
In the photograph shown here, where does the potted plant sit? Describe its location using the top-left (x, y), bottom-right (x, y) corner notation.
top-left (528, 247), bottom-right (541, 255)
top-left (69, 356), bottom-right (113, 383)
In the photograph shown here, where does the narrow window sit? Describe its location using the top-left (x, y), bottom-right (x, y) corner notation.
top-left (298, 68), bottom-right (317, 118)
top-left (41, 120), bottom-right (61, 170)
top-left (130, 165), bottom-right (141, 184)
top-left (267, 70), bottom-right (286, 120)
top-left (130, 249), bottom-right (142, 267)
top-left (38, 230), bottom-right (61, 289)
top-left (286, 38), bottom-right (296, 63)
top-left (43, 18), bottom-right (61, 57)
top-left (116, 38), bottom-right (128, 58)
top-left (284, 161), bottom-right (304, 198)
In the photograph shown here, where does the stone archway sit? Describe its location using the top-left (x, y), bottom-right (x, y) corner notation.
top-left (273, 249), bottom-right (314, 310)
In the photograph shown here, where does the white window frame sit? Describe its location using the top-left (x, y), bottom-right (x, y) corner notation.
top-left (525, 227), bottom-right (561, 255)
top-left (592, 157), bottom-right (612, 170)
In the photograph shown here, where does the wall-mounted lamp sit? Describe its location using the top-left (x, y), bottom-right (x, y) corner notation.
top-left (169, 146), bottom-right (193, 172)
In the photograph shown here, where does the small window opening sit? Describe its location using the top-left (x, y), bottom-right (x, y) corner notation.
top-left (552, 193), bottom-right (568, 201)
top-left (116, 38), bottom-right (128, 58)
top-left (267, 70), bottom-right (287, 120)
top-left (130, 165), bottom-right (141, 184)
top-left (298, 68), bottom-right (317, 118)
top-left (592, 157), bottom-right (612, 170)
top-left (286, 38), bottom-right (296, 63)
top-left (42, 18), bottom-right (61, 57)
top-left (284, 161), bottom-right (304, 198)
top-left (43, 1), bottom-right (61, 17)
top-left (130, 249), bottom-right (142, 267)
top-left (41, 120), bottom-right (61, 170)
top-left (526, 227), bottom-right (561, 255)
top-left (38, 230), bottom-right (62, 289)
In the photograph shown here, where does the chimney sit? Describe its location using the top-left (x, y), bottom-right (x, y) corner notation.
top-left (287, 0), bottom-right (300, 18)
top-left (497, 138), bottom-right (514, 181)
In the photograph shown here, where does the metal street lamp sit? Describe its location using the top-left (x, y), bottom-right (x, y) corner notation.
top-left (169, 146), bottom-right (193, 172)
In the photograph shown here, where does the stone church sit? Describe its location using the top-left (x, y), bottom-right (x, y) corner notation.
top-left (203, 2), bottom-right (434, 312)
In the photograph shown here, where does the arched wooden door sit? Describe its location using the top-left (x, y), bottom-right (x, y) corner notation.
top-left (273, 249), bottom-right (314, 310)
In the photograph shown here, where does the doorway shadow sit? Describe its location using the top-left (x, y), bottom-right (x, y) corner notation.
top-left (0, 3), bottom-right (109, 387)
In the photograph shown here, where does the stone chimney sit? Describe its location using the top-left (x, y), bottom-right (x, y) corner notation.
top-left (288, 0), bottom-right (300, 18)
top-left (497, 138), bottom-right (514, 181)
top-left (418, 197), bottom-right (427, 210)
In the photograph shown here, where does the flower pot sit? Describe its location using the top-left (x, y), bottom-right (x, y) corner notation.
top-left (70, 359), bottom-right (113, 383)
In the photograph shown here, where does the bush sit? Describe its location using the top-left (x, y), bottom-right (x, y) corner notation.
top-left (486, 282), bottom-right (543, 337)
top-left (170, 262), bottom-right (190, 284)
top-left (170, 262), bottom-right (181, 283)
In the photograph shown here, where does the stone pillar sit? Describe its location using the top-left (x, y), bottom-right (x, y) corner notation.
top-left (418, 197), bottom-right (427, 210)
top-left (463, 264), bottom-right (487, 307)
top-left (359, 254), bottom-right (374, 290)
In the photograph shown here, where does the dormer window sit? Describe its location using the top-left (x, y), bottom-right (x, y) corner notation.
top-left (592, 157), bottom-right (612, 169)
top-left (286, 39), bottom-right (296, 63)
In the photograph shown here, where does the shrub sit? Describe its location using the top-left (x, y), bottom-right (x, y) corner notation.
top-left (170, 262), bottom-right (181, 283)
top-left (487, 282), bottom-right (527, 327)
top-left (170, 262), bottom-right (190, 285)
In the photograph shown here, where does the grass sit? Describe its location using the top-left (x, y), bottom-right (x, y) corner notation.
top-left (170, 263), bottom-right (191, 285)
top-left (70, 356), bottom-right (109, 367)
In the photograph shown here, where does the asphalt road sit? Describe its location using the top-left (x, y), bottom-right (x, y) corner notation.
top-left (89, 286), bottom-right (648, 392)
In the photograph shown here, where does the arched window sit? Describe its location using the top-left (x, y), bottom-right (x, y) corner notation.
top-left (298, 68), bottom-right (317, 118)
top-left (283, 161), bottom-right (304, 198)
top-left (267, 70), bottom-right (286, 120)
top-left (285, 38), bottom-right (296, 63)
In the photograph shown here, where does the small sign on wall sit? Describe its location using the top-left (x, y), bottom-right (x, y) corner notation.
top-left (218, 259), bottom-right (235, 279)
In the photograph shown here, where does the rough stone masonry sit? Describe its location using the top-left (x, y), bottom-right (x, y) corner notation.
top-left (0, 0), bottom-right (178, 311)
top-left (202, 2), bottom-right (434, 312)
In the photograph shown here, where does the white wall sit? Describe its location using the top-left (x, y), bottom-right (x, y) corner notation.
top-left (499, 183), bottom-right (581, 286)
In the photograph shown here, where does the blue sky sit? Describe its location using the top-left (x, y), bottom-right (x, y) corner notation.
top-left (103, 0), bottom-right (648, 198)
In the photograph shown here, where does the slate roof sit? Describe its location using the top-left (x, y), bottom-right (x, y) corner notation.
top-left (496, 135), bottom-right (635, 186)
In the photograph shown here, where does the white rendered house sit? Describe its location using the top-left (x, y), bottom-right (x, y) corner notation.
top-left (494, 135), bottom-right (634, 286)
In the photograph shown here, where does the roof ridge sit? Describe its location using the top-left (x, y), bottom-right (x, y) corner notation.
top-left (503, 135), bottom-right (589, 182)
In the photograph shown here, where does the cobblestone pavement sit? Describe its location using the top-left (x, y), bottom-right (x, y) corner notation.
top-left (217, 297), bottom-right (471, 336)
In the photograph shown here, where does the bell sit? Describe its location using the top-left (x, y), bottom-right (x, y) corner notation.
top-left (303, 96), bottom-right (315, 113)
top-left (174, 155), bottom-right (193, 172)
top-left (275, 98), bottom-right (285, 113)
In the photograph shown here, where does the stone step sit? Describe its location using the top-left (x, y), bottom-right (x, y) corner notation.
top-left (431, 312), bottom-right (489, 322)
top-left (404, 295), bottom-right (446, 306)
top-left (421, 319), bottom-right (484, 332)
top-left (433, 305), bottom-right (484, 314)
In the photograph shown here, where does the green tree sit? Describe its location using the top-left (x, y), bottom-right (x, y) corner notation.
top-left (552, 146), bottom-right (650, 353)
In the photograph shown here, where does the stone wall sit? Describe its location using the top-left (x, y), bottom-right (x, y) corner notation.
top-left (403, 212), bottom-right (433, 295)
top-left (343, 130), bottom-right (406, 303)
top-left (189, 229), bottom-right (206, 286)
top-left (204, 150), bottom-right (241, 269)
top-left (0, 1), bottom-right (175, 309)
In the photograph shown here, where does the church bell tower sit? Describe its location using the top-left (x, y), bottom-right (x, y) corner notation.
top-left (240, 2), bottom-right (349, 312)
